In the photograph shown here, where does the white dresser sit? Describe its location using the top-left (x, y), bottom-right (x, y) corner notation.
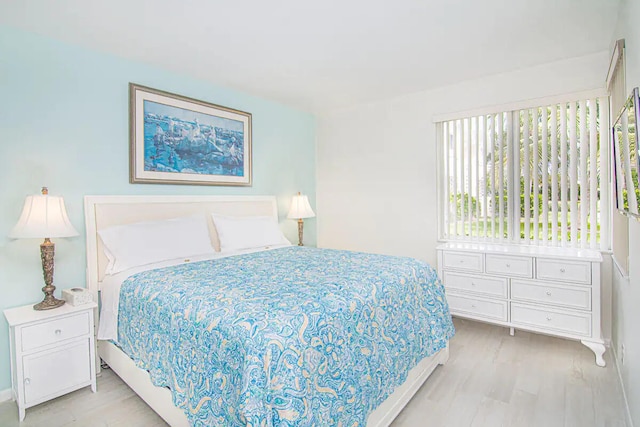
top-left (436, 242), bottom-right (606, 366)
top-left (3, 302), bottom-right (98, 421)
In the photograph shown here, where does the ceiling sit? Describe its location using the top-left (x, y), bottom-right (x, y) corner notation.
top-left (1, 0), bottom-right (621, 113)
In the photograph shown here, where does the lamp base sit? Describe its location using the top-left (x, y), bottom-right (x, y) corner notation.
top-left (297, 219), bottom-right (304, 246)
top-left (34, 238), bottom-right (65, 311)
top-left (34, 294), bottom-right (65, 311)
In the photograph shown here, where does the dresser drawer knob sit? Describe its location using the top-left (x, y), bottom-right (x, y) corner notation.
top-left (24, 378), bottom-right (31, 386)
top-left (560, 268), bottom-right (566, 273)
top-left (471, 304), bottom-right (477, 308)
top-left (460, 260), bottom-right (465, 263)
top-left (506, 263), bottom-right (511, 268)
top-left (55, 329), bottom-right (62, 336)
top-left (546, 316), bottom-right (552, 321)
top-left (471, 282), bottom-right (476, 286)
top-left (546, 291), bottom-right (552, 296)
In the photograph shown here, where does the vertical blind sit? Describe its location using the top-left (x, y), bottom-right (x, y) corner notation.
top-left (438, 96), bottom-right (609, 249)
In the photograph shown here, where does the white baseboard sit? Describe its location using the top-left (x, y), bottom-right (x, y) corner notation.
top-left (0, 388), bottom-right (12, 403)
top-left (612, 346), bottom-right (634, 427)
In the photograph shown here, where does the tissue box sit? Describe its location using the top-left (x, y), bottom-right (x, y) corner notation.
top-left (62, 288), bottom-right (93, 306)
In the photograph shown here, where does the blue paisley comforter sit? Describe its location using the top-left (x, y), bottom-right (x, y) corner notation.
top-left (117, 246), bottom-right (454, 426)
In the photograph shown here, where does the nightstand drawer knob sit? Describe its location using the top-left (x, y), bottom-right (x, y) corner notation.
top-left (55, 329), bottom-right (62, 336)
top-left (24, 378), bottom-right (31, 385)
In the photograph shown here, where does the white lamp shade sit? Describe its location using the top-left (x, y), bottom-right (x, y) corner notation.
top-left (9, 194), bottom-right (79, 239)
top-left (287, 194), bottom-right (315, 219)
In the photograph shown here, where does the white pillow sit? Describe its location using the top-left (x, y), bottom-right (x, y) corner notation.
top-left (211, 214), bottom-right (290, 252)
top-left (98, 215), bottom-right (215, 275)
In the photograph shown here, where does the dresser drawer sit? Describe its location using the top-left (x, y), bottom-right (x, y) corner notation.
top-left (511, 303), bottom-right (591, 337)
top-left (511, 280), bottom-right (591, 310)
top-left (536, 258), bottom-right (591, 285)
top-left (485, 254), bottom-right (533, 278)
top-left (447, 293), bottom-right (508, 321)
top-left (443, 272), bottom-right (508, 298)
top-left (21, 312), bottom-right (90, 352)
top-left (442, 251), bottom-right (483, 273)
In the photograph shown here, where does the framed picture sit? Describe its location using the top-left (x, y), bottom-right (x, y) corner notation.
top-left (129, 83), bottom-right (252, 186)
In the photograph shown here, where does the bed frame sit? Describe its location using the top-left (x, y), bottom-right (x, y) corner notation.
top-left (84, 195), bottom-right (449, 427)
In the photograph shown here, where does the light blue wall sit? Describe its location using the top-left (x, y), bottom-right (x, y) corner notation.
top-left (0, 25), bottom-right (316, 391)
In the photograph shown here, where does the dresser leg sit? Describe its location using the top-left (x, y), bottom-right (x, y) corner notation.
top-left (19, 406), bottom-right (25, 422)
top-left (581, 340), bottom-right (606, 367)
top-left (509, 327), bottom-right (515, 336)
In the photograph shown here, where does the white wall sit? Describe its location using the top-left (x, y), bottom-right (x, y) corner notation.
top-left (317, 51), bottom-right (615, 345)
top-left (317, 51), bottom-right (608, 266)
top-left (611, 0), bottom-right (640, 424)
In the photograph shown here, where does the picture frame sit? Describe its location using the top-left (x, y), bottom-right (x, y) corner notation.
top-left (129, 83), bottom-right (252, 186)
top-left (612, 87), bottom-right (640, 217)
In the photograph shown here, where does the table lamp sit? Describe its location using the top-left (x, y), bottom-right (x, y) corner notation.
top-left (287, 192), bottom-right (315, 246)
top-left (9, 187), bottom-right (79, 310)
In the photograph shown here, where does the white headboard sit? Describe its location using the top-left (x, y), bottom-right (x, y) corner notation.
top-left (84, 195), bottom-right (279, 296)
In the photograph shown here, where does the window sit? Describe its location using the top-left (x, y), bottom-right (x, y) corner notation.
top-left (607, 39), bottom-right (629, 274)
top-left (437, 93), bottom-right (609, 250)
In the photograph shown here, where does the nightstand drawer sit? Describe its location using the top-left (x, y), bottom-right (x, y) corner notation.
top-left (443, 271), bottom-right (508, 298)
top-left (442, 251), bottom-right (483, 272)
top-left (511, 303), bottom-right (591, 337)
top-left (536, 258), bottom-right (591, 285)
top-left (485, 254), bottom-right (533, 278)
top-left (21, 312), bottom-right (90, 352)
top-left (511, 280), bottom-right (591, 310)
top-left (447, 293), bottom-right (508, 321)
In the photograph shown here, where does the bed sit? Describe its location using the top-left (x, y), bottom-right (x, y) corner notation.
top-left (84, 195), bottom-right (454, 426)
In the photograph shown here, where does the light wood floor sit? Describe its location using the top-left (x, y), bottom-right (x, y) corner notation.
top-left (0, 318), bottom-right (629, 426)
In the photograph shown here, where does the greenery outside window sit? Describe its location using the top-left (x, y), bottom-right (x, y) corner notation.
top-left (437, 95), bottom-right (610, 250)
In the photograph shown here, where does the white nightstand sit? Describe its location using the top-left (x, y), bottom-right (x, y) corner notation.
top-left (3, 301), bottom-right (97, 421)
